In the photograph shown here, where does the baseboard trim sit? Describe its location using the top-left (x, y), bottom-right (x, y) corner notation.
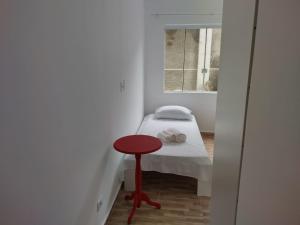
top-left (99, 182), bottom-right (122, 225)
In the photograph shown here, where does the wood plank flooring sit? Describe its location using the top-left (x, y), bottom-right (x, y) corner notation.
top-left (105, 133), bottom-right (214, 225)
top-left (201, 133), bottom-right (214, 161)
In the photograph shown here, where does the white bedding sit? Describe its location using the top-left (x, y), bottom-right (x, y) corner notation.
top-left (124, 114), bottom-right (212, 182)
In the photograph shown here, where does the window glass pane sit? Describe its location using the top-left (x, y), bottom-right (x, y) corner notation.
top-left (196, 28), bottom-right (222, 91)
top-left (182, 29), bottom-right (199, 91)
top-left (196, 28), bottom-right (207, 91)
top-left (164, 27), bottom-right (221, 92)
top-left (165, 29), bottom-right (185, 91)
top-left (206, 28), bottom-right (221, 91)
top-left (182, 70), bottom-right (197, 91)
top-left (184, 29), bottom-right (199, 70)
top-left (165, 29), bottom-right (185, 69)
top-left (165, 70), bottom-right (184, 91)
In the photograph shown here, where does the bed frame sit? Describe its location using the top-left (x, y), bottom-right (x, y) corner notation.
top-left (124, 169), bottom-right (212, 196)
top-left (123, 114), bottom-right (212, 197)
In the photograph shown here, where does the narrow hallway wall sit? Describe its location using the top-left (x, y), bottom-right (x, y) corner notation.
top-left (0, 0), bottom-right (144, 225)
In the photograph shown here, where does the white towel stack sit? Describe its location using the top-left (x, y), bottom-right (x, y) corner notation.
top-left (157, 128), bottom-right (187, 143)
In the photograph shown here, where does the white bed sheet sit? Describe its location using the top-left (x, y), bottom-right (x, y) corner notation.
top-left (124, 114), bottom-right (212, 182)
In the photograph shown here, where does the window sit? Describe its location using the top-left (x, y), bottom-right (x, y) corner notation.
top-left (164, 28), bottom-right (222, 92)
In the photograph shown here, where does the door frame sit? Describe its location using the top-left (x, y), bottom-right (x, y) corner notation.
top-left (210, 0), bottom-right (257, 225)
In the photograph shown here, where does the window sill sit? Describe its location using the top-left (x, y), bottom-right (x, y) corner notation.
top-left (164, 91), bottom-right (218, 94)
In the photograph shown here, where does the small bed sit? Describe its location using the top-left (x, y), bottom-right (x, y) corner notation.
top-left (123, 113), bottom-right (212, 196)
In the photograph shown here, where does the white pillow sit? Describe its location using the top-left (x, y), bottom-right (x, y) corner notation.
top-left (154, 105), bottom-right (192, 120)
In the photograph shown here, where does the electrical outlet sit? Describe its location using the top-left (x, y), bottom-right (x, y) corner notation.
top-left (120, 80), bottom-right (125, 92)
top-left (96, 199), bottom-right (103, 213)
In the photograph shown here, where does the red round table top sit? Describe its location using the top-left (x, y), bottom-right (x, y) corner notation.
top-left (113, 135), bottom-right (162, 155)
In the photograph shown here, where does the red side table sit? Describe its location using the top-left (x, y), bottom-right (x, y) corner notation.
top-left (113, 135), bottom-right (162, 224)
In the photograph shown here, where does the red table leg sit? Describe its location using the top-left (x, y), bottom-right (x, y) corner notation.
top-left (125, 153), bottom-right (161, 224)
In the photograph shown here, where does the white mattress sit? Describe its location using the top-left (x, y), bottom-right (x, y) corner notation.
top-left (124, 114), bottom-right (212, 182)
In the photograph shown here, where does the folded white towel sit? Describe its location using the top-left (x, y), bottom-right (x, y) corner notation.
top-left (157, 130), bottom-right (176, 143)
top-left (166, 128), bottom-right (187, 143)
top-left (157, 128), bottom-right (187, 143)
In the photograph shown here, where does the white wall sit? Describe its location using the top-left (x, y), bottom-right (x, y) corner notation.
top-left (144, 0), bottom-right (223, 132)
top-left (0, 0), bottom-right (144, 225)
top-left (236, 0), bottom-right (300, 225)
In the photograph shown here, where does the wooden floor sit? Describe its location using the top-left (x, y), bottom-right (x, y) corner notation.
top-left (105, 133), bottom-right (214, 225)
top-left (201, 133), bottom-right (214, 161)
